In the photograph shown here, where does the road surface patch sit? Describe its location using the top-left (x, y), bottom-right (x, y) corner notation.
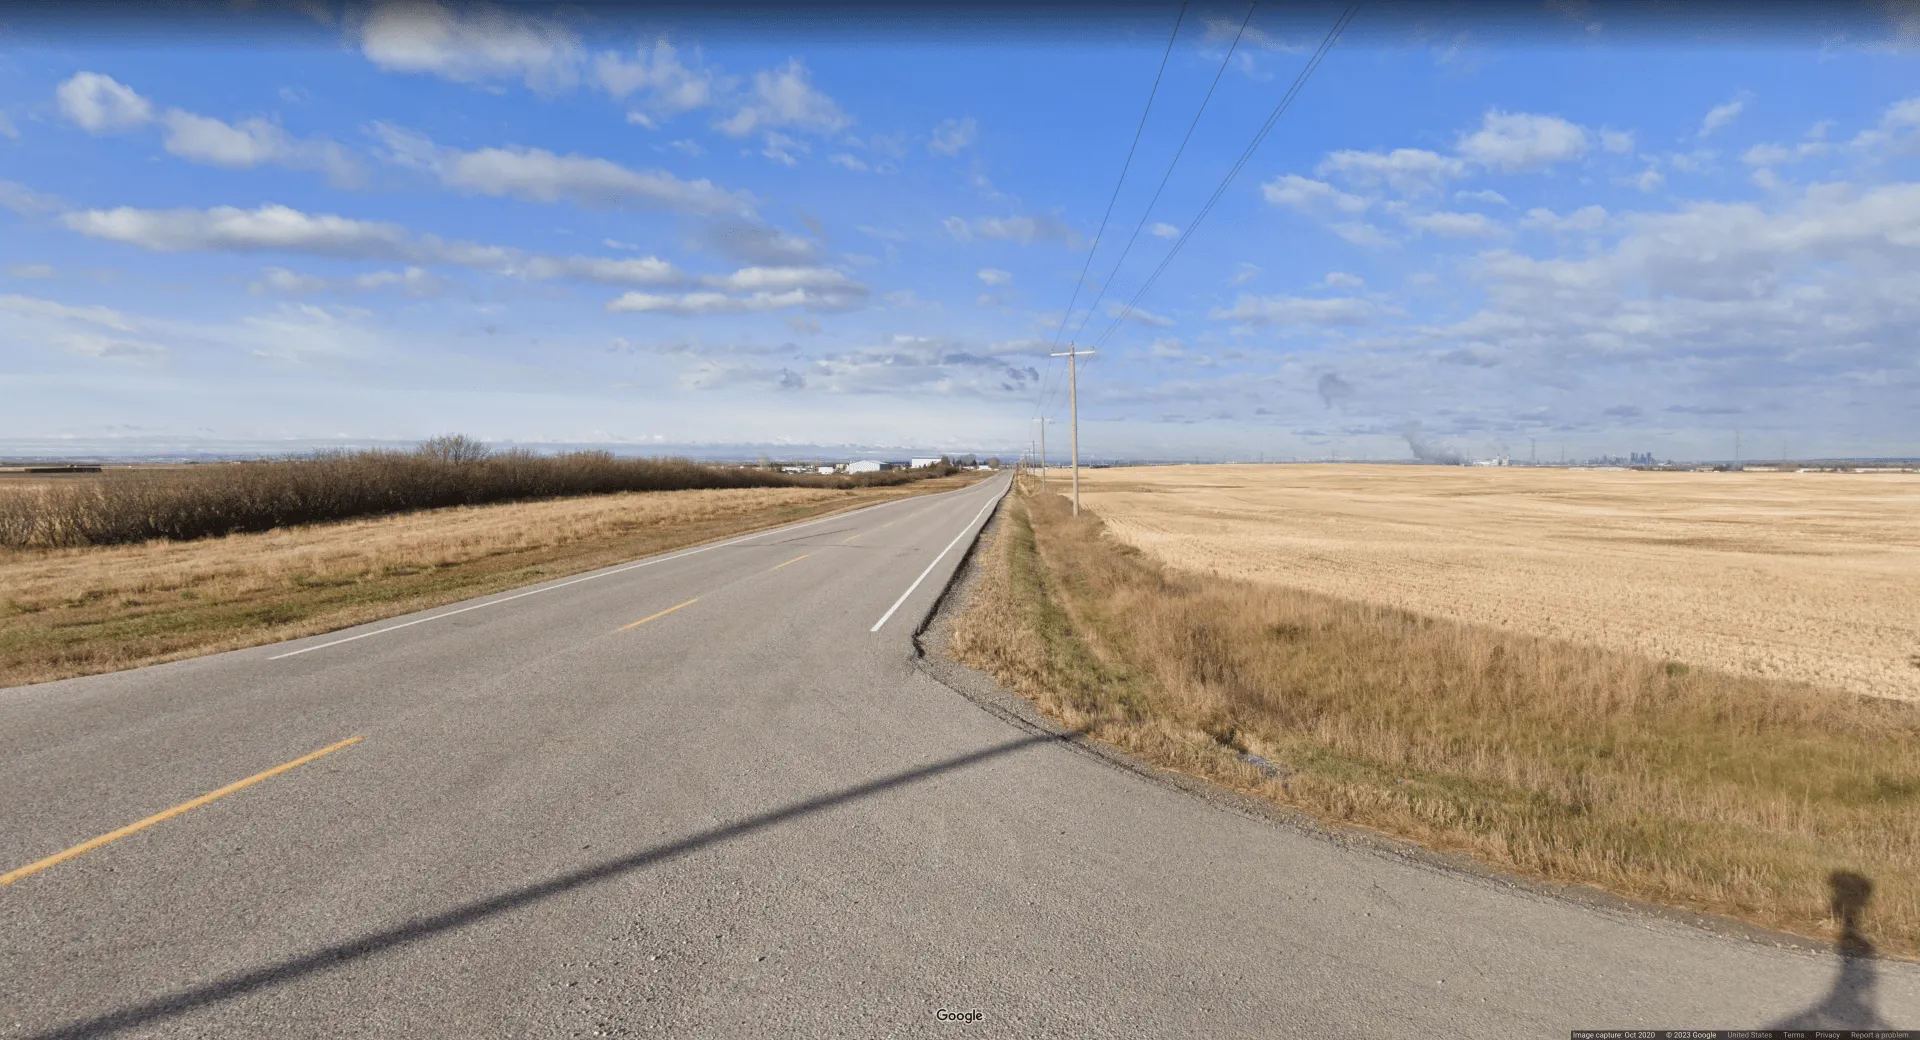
top-left (0, 735), bottom-right (364, 888)
top-left (619, 599), bottom-right (700, 632)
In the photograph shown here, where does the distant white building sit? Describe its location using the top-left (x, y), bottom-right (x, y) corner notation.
top-left (817, 465), bottom-right (836, 474)
top-left (910, 457), bottom-right (943, 468)
top-left (846, 460), bottom-right (882, 473)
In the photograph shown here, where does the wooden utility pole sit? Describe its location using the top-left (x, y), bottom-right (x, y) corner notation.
top-left (1049, 345), bottom-right (1095, 515)
top-left (1034, 417), bottom-right (1052, 492)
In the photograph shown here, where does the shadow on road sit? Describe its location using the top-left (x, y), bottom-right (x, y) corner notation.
top-left (26, 731), bottom-right (1066, 1040)
top-left (1767, 871), bottom-right (1890, 1030)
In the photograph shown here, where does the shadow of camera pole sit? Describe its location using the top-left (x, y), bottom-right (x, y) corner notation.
top-left (26, 731), bottom-right (1065, 1040)
top-left (1767, 871), bottom-right (1890, 1030)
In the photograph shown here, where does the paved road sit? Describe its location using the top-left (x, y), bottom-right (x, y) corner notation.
top-left (2, 473), bottom-right (1913, 1038)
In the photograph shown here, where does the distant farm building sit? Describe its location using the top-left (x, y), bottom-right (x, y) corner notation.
top-left (910, 457), bottom-right (943, 468)
top-left (846, 460), bottom-right (883, 473)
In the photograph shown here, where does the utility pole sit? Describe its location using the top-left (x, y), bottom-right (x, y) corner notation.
top-left (1033, 417), bottom-right (1052, 492)
top-left (1049, 345), bottom-right (1095, 515)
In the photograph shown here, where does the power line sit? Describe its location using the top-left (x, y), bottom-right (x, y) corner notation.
top-left (1030, 0), bottom-right (1189, 427)
top-left (1088, 2), bottom-right (1359, 354)
top-left (1064, 0), bottom-right (1257, 350)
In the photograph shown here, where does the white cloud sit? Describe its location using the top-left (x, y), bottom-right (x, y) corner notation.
top-left (945, 214), bottom-right (1081, 248)
top-left (60, 202), bottom-right (687, 289)
top-left (1104, 300), bottom-right (1173, 328)
top-left (977, 268), bottom-right (1012, 286)
top-left (1619, 166), bottom-right (1665, 193)
top-left (713, 59), bottom-right (849, 138)
top-left (250, 265), bottom-right (444, 297)
top-left (668, 139), bottom-right (705, 157)
top-left (594, 37), bottom-right (721, 122)
top-left (158, 111), bottom-right (362, 186)
top-left (829, 152), bottom-right (869, 172)
top-left (55, 72), bottom-right (154, 132)
top-left (0, 181), bottom-right (60, 215)
top-left (605, 265), bottom-right (866, 316)
top-left (1209, 293), bottom-right (1374, 326)
top-left (609, 287), bottom-right (853, 317)
top-left (1520, 205), bottom-right (1607, 233)
top-left (1262, 174), bottom-right (1371, 216)
top-left (0, 293), bottom-right (139, 332)
top-left (1148, 222), bottom-right (1179, 238)
top-left (698, 266), bottom-right (859, 294)
top-left (1425, 181), bottom-right (1920, 387)
top-left (372, 124), bottom-right (750, 215)
top-left (359, 0), bottom-right (582, 93)
top-left (66, 204), bottom-right (421, 259)
top-left (56, 73), bottom-right (358, 185)
top-left (1455, 189), bottom-right (1509, 205)
top-left (761, 132), bottom-right (806, 167)
top-left (1230, 262), bottom-right (1262, 286)
top-left (1846, 96), bottom-right (1920, 155)
top-left (929, 116), bottom-right (977, 156)
top-left (1456, 110), bottom-right (1589, 171)
top-left (1331, 222), bottom-right (1396, 248)
top-left (0, 112), bottom-right (18, 140)
top-left (1600, 129), bottom-right (1636, 154)
top-left (1316, 148), bottom-right (1464, 195)
top-left (161, 110), bottom-right (287, 166)
top-left (7, 263), bottom-right (57, 279)
top-left (1699, 97), bottom-right (1747, 137)
top-left (1404, 210), bottom-right (1504, 237)
top-left (1742, 140), bottom-right (1828, 166)
top-left (1322, 271), bottom-right (1364, 289)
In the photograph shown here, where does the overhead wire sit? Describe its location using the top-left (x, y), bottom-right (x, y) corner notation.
top-left (1062, 0), bottom-right (1257, 351)
top-left (1086, 2), bottom-right (1359, 356)
top-left (1029, 0), bottom-right (1190, 430)
top-left (1036, 0), bottom-right (1261, 432)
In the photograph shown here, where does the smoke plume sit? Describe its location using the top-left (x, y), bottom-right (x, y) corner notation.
top-left (1316, 372), bottom-right (1355, 408)
top-left (1401, 421), bottom-right (1465, 464)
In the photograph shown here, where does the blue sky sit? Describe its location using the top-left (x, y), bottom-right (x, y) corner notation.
top-left (1, 3), bottom-right (1917, 461)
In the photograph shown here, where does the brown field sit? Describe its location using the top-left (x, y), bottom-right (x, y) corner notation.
top-left (0, 475), bottom-right (980, 688)
top-left (1064, 464), bottom-right (1920, 701)
top-left (950, 484), bottom-right (1920, 953)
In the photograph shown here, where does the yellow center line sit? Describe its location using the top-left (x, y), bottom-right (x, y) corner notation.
top-left (0, 735), bottom-right (364, 888)
top-left (770, 554), bottom-right (810, 571)
top-left (841, 533), bottom-right (861, 543)
top-left (618, 598), bottom-right (699, 632)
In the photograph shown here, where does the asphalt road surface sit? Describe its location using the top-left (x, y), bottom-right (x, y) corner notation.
top-left (3, 474), bottom-right (1914, 1037)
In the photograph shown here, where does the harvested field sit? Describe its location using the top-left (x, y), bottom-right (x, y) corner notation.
top-left (950, 484), bottom-right (1920, 953)
top-left (0, 475), bottom-right (981, 688)
top-left (1066, 464), bottom-right (1920, 701)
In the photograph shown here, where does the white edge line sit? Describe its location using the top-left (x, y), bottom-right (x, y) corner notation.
top-left (269, 479), bottom-right (1001, 660)
top-left (869, 486), bottom-right (1004, 634)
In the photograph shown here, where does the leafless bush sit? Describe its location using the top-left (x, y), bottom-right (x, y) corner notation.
top-left (0, 438), bottom-right (961, 547)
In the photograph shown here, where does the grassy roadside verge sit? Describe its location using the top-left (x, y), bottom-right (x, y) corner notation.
top-left (1, 473), bottom-right (984, 688)
top-left (949, 482), bottom-right (1920, 955)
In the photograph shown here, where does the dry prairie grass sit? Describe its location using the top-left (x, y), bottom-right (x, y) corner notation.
top-left (1067, 464), bottom-right (1920, 701)
top-left (951, 485), bottom-right (1920, 955)
top-left (0, 476), bottom-right (978, 688)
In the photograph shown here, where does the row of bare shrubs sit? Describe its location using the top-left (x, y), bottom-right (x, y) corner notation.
top-left (0, 435), bottom-right (959, 548)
